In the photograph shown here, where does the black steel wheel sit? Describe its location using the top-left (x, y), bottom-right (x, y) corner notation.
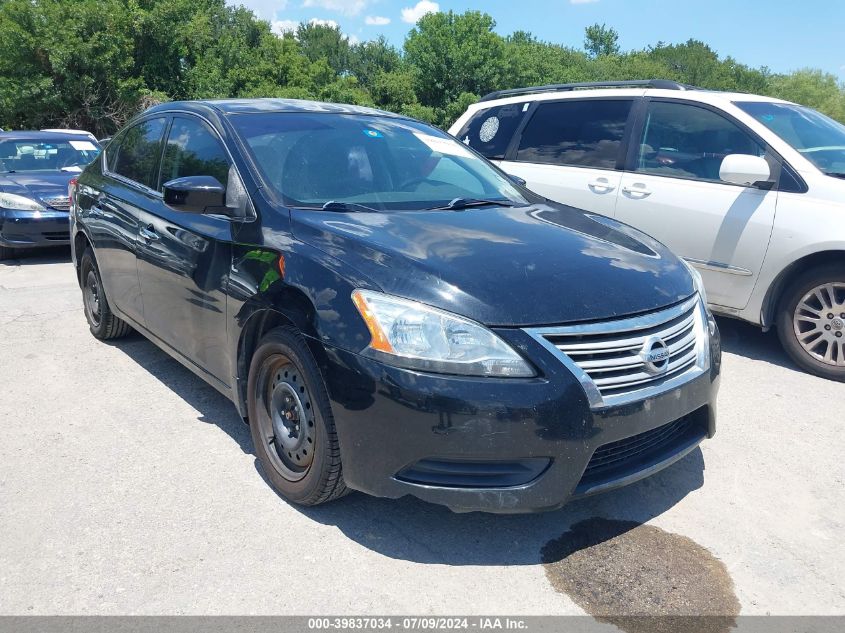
top-left (79, 249), bottom-right (132, 340)
top-left (247, 326), bottom-right (348, 505)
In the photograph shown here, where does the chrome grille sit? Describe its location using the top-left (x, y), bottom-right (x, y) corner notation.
top-left (42, 196), bottom-right (71, 211)
top-left (526, 295), bottom-right (708, 408)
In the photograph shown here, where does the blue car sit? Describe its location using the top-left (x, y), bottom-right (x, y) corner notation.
top-left (0, 131), bottom-right (101, 260)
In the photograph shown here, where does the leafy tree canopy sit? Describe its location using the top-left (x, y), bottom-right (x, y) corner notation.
top-left (0, 1), bottom-right (842, 134)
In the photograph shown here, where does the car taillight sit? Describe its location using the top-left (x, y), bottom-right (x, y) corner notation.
top-left (68, 177), bottom-right (78, 207)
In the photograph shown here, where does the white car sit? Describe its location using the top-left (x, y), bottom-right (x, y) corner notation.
top-left (450, 80), bottom-right (845, 381)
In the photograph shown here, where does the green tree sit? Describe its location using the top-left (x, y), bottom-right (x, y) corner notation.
top-left (0, 0), bottom-right (145, 136)
top-left (767, 69), bottom-right (845, 122)
top-left (348, 37), bottom-right (402, 87)
top-left (404, 11), bottom-right (506, 111)
top-left (584, 23), bottom-right (620, 58)
top-left (370, 70), bottom-right (419, 112)
top-left (296, 21), bottom-right (351, 76)
top-left (2, 5), bottom-right (844, 134)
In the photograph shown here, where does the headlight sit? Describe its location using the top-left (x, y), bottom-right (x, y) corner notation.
top-left (682, 259), bottom-right (708, 306)
top-left (351, 289), bottom-right (535, 377)
top-left (0, 192), bottom-right (45, 212)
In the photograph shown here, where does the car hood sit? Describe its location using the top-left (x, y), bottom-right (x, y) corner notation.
top-left (0, 171), bottom-right (74, 204)
top-left (291, 202), bottom-right (695, 327)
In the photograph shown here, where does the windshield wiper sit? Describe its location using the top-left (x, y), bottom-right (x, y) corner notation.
top-left (826, 172), bottom-right (845, 179)
top-left (428, 197), bottom-right (517, 211)
top-left (321, 201), bottom-right (380, 213)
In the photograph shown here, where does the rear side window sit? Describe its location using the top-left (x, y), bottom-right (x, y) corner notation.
top-left (516, 99), bottom-right (633, 169)
top-left (635, 101), bottom-right (765, 182)
top-left (160, 116), bottom-right (230, 189)
top-left (454, 102), bottom-right (529, 159)
top-left (110, 118), bottom-right (168, 189)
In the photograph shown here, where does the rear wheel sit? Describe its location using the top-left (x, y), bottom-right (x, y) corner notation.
top-left (79, 249), bottom-right (132, 340)
top-left (247, 326), bottom-right (348, 506)
top-left (777, 265), bottom-right (845, 382)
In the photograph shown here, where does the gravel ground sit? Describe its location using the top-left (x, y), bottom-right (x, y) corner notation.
top-left (1, 251), bottom-right (843, 616)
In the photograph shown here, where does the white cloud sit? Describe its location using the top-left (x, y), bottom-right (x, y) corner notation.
top-left (570, 0), bottom-right (600, 4)
top-left (365, 15), bottom-right (391, 26)
top-left (271, 19), bottom-right (298, 35)
top-left (308, 17), bottom-right (340, 28)
top-left (401, 0), bottom-right (439, 24)
top-left (302, 0), bottom-right (367, 16)
top-left (347, 33), bottom-right (361, 44)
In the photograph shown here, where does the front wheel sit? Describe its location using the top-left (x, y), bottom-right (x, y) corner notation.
top-left (777, 266), bottom-right (845, 382)
top-left (247, 326), bottom-right (348, 506)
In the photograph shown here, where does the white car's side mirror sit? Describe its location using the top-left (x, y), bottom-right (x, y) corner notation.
top-left (719, 154), bottom-right (772, 187)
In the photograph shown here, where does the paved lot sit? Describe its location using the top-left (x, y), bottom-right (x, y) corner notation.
top-left (1, 251), bottom-right (843, 616)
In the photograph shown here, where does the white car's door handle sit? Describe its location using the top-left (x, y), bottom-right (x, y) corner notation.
top-left (588, 178), bottom-right (615, 193)
top-left (622, 184), bottom-right (652, 197)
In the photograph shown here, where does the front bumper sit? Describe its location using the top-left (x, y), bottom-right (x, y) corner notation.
top-left (316, 321), bottom-right (721, 513)
top-left (0, 208), bottom-right (70, 248)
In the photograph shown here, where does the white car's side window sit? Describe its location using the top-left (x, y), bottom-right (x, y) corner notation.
top-left (516, 99), bottom-right (633, 170)
top-left (635, 101), bottom-right (765, 183)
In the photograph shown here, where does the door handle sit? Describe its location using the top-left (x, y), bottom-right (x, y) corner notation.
top-left (622, 183), bottom-right (652, 198)
top-left (140, 225), bottom-right (159, 242)
top-left (588, 178), bottom-right (615, 193)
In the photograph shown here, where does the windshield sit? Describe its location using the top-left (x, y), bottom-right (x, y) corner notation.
top-left (0, 138), bottom-right (101, 173)
top-left (231, 113), bottom-right (529, 211)
top-left (735, 101), bottom-right (845, 176)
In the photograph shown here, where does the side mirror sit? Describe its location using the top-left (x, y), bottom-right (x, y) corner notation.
top-left (163, 175), bottom-right (226, 213)
top-left (508, 173), bottom-right (527, 187)
top-left (719, 154), bottom-right (772, 188)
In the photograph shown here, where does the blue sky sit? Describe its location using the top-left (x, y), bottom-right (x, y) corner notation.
top-left (232, 0), bottom-right (845, 80)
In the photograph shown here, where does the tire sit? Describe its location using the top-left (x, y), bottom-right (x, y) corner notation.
top-left (776, 265), bottom-right (845, 382)
top-left (247, 326), bottom-right (348, 506)
top-left (0, 245), bottom-right (15, 261)
top-left (79, 248), bottom-right (133, 340)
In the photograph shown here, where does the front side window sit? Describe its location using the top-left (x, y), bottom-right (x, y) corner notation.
top-left (515, 99), bottom-right (633, 169)
top-left (111, 118), bottom-right (168, 189)
top-left (635, 102), bottom-right (765, 182)
top-left (453, 102), bottom-right (529, 160)
top-left (160, 117), bottom-right (230, 189)
top-left (231, 113), bottom-right (528, 211)
top-left (0, 138), bottom-right (100, 173)
top-left (735, 101), bottom-right (845, 178)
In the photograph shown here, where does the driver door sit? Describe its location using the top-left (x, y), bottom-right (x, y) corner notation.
top-left (135, 115), bottom-right (235, 386)
top-left (614, 100), bottom-right (779, 311)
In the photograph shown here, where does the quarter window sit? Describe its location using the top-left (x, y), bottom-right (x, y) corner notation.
top-left (516, 99), bottom-right (633, 169)
top-left (635, 102), bottom-right (765, 182)
top-left (110, 118), bottom-right (168, 189)
top-left (454, 102), bottom-right (529, 159)
top-left (160, 117), bottom-right (230, 189)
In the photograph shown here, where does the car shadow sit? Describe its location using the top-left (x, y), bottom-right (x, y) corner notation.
top-left (109, 328), bottom-right (706, 567)
top-left (714, 315), bottom-right (796, 370)
top-left (107, 333), bottom-right (252, 455)
top-left (0, 246), bottom-right (71, 266)
top-left (282, 448), bottom-right (705, 566)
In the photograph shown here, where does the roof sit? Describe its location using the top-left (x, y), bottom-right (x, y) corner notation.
top-left (468, 84), bottom-right (795, 113)
top-left (0, 130), bottom-right (102, 142)
top-left (145, 98), bottom-right (402, 118)
top-left (479, 79), bottom-right (695, 102)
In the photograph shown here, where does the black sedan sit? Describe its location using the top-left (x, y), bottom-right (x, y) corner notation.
top-left (0, 131), bottom-right (101, 259)
top-left (70, 99), bottom-right (720, 513)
